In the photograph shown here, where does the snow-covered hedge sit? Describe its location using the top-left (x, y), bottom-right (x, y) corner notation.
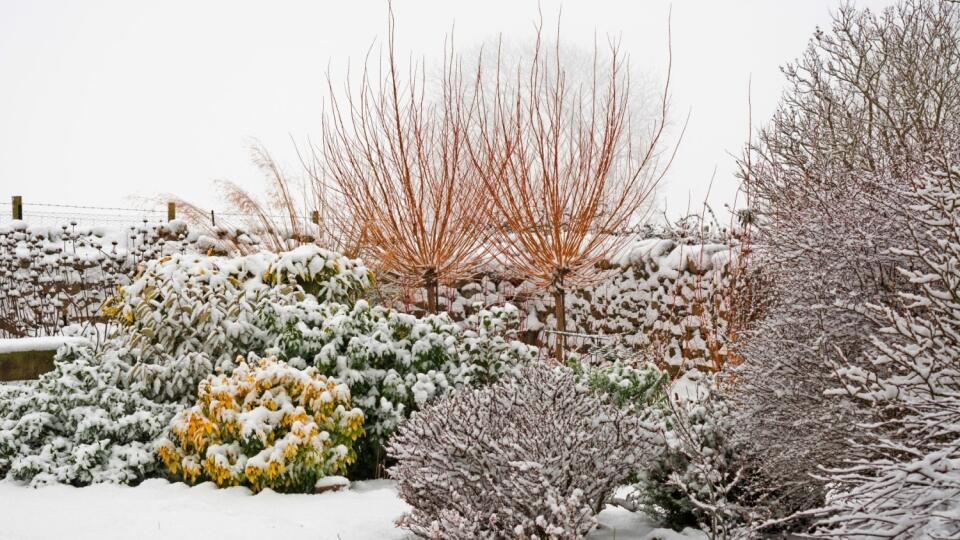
top-left (0, 219), bottom-right (245, 339)
top-left (393, 237), bottom-right (742, 374)
top-left (157, 356), bottom-right (364, 493)
top-left (388, 364), bottom-right (657, 539)
top-left (0, 345), bottom-right (178, 486)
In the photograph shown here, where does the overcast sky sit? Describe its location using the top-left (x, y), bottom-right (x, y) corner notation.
top-left (0, 0), bottom-right (900, 222)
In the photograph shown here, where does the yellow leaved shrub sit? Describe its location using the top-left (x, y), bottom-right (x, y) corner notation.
top-left (157, 355), bottom-right (364, 493)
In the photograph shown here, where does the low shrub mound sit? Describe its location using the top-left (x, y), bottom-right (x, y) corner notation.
top-left (157, 355), bottom-right (364, 493)
top-left (388, 364), bottom-right (657, 540)
top-left (0, 345), bottom-right (178, 486)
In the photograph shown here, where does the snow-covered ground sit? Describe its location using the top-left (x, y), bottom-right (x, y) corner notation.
top-left (0, 478), bottom-right (701, 540)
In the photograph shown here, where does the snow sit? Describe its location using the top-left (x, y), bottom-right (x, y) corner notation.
top-left (0, 337), bottom-right (91, 354)
top-left (0, 478), bottom-right (665, 539)
top-left (315, 475), bottom-right (350, 490)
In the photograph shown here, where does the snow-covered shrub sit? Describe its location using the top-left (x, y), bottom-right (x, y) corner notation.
top-left (157, 356), bottom-right (364, 493)
top-left (635, 379), bottom-right (748, 538)
top-left (388, 364), bottom-right (657, 539)
top-left (103, 244), bottom-right (372, 372)
top-left (811, 154), bottom-right (960, 538)
top-left (0, 345), bottom-right (178, 486)
top-left (0, 245), bottom-right (373, 487)
top-left (729, 1), bottom-right (960, 526)
top-left (570, 359), bottom-right (667, 408)
top-left (272, 300), bottom-right (537, 476)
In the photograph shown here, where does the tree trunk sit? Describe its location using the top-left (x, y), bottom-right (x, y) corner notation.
top-left (424, 268), bottom-right (439, 314)
top-left (553, 285), bottom-right (566, 362)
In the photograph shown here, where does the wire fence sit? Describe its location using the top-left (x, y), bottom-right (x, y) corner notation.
top-left (0, 198), bottom-right (310, 229)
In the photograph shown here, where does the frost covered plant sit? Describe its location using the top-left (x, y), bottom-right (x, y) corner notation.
top-left (104, 244), bottom-right (372, 372)
top-left (0, 245), bottom-right (377, 488)
top-left (811, 155), bottom-right (960, 538)
top-left (0, 344), bottom-right (178, 486)
top-left (570, 358), bottom-right (667, 408)
top-left (731, 0), bottom-right (960, 524)
top-left (635, 379), bottom-right (748, 539)
top-left (388, 364), bottom-right (657, 539)
top-left (272, 300), bottom-right (537, 477)
top-left (157, 355), bottom-right (364, 494)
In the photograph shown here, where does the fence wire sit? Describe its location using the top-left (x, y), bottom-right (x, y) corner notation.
top-left (0, 200), bottom-right (293, 229)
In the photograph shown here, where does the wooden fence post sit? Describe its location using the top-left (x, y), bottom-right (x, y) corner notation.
top-left (167, 202), bottom-right (176, 222)
top-left (11, 195), bottom-right (22, 220)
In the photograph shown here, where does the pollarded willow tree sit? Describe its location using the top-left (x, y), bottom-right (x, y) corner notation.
top-left (472, 22), bottom-right (680, 360)
top-left (312, 8), bottom-right (493, 313)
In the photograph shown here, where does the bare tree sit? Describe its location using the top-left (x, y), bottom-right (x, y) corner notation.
top-left (813, 135), bottom-right (960, 539)
top-left (308, 5), bottom-right (493, 313)
top-left (731, 0), bottom-right (960, 527)
top-left (472, 18), bottom-right (680, 360)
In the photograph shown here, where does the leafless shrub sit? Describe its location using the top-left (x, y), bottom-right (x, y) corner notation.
top-left (730, 0), bottom-right (960, 525)
top-left (387, 363), bottom-right (657, 539)
top-left (810, 142), bottom-right (960, 539)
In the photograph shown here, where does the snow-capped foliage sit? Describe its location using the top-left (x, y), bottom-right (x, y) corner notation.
top-left (570, 358), bottom-right (667, 408)
top-left (0, 243), bottom-right (533, 486)
top-left (104, 245), bottom-right (372, 372)
top-left (157, 355), bottom-right (364, 493)
top-left (387, 364), bottom-right (657, 539)
top-left (636, 377), bottom-right (749, 538)
top-left (0, 344), bottom-right (178, 486)
top-left (812, 158), bottom-right (960, 538)
top-left (270, 299), bottom-right (537, 476)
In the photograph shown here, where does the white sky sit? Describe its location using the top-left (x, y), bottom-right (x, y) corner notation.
top-left (0, 0), bottom-right (900, 221)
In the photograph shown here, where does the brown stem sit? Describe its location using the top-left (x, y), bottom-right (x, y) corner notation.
top-left (553, 284), bottom-right (566, 362)
top-left (424, 268), bottom-right (439, 314)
